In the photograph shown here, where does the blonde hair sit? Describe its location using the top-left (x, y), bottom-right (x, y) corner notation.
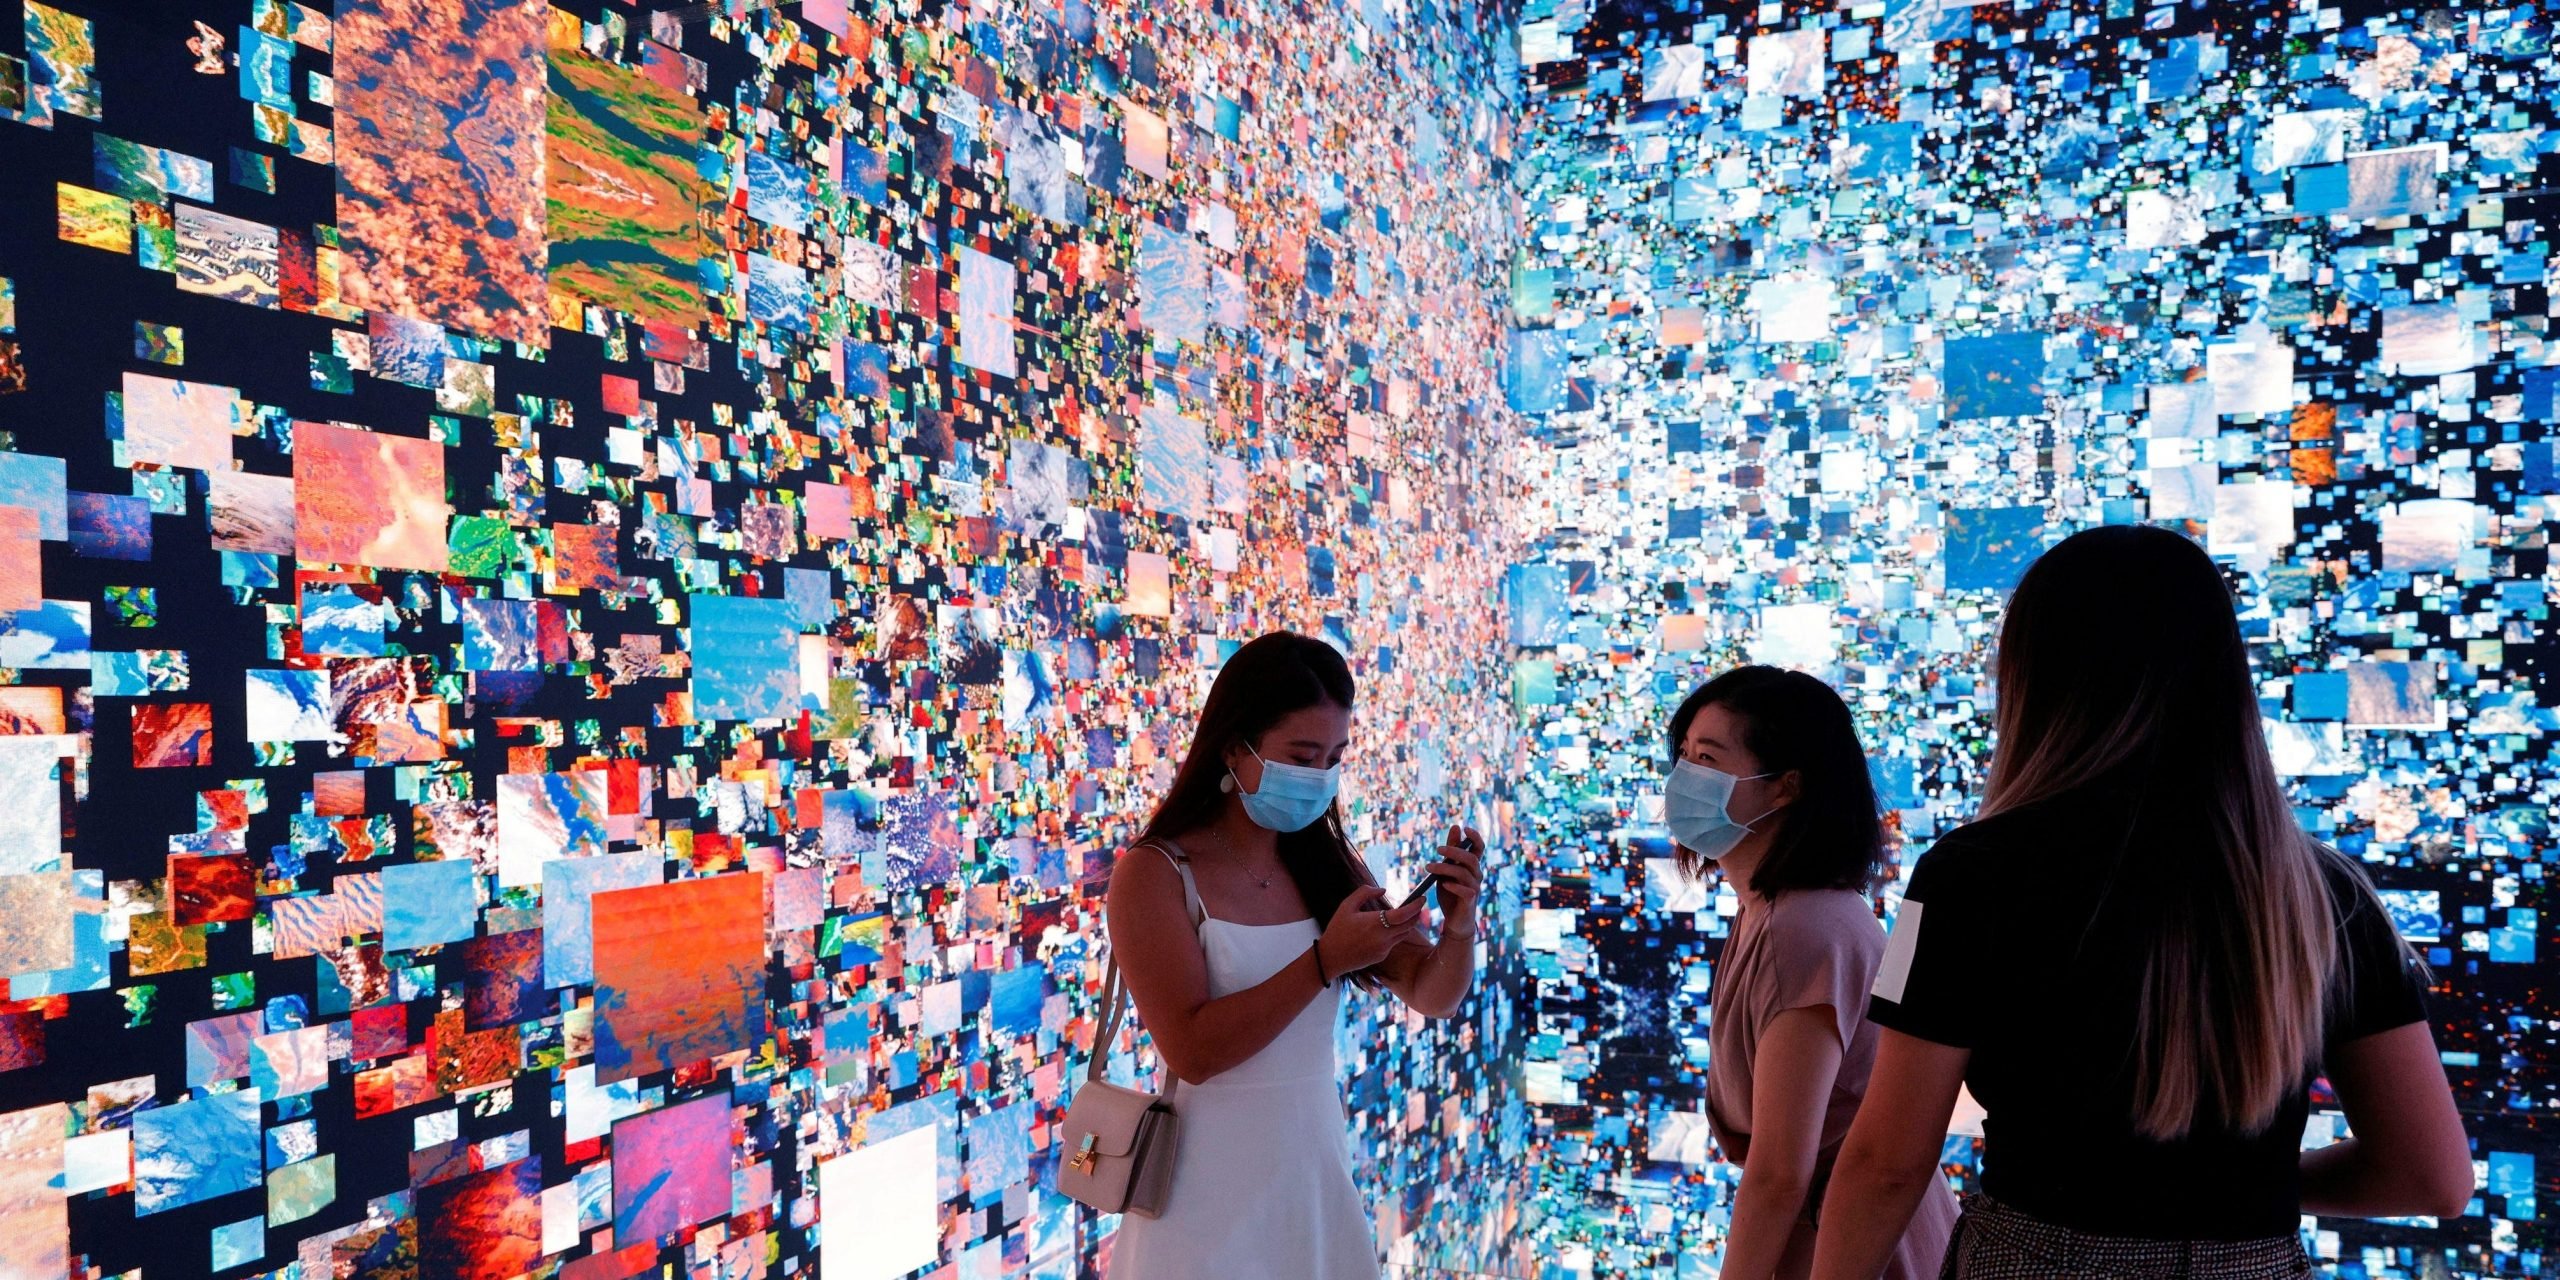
top-left (1982, 527), bottom-right (2337, 1141)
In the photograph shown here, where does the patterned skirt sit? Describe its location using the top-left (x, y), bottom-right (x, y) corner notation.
top-left (1938, 1193), bottom-right (2313, 1280)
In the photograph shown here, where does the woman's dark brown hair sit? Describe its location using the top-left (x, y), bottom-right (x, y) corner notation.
top-left (1983, 525), bottom-right (2351, 1140)
top-left (1665, 665), bottom-right (1885, 892)
top-left (1136, 631), bottom-right (1373, 942)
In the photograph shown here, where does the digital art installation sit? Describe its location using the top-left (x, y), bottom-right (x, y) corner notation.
top-left (1501, 0), bottom-right (2556, 1276)
top-left (0, 0), bottom-right (1526, 1276)
top-left (0, 0), bottom-right (2553, 1277)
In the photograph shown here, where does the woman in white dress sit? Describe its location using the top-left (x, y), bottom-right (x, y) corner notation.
top-left (1102, 631), bottom-right (1485, 1280)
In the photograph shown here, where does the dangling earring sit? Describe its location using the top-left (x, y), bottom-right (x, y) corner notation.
top-left (1219, 773), bottom-right (1237, 794)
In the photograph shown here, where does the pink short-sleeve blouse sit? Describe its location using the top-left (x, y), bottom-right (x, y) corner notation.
top-left (1706, 886), bottom-right (1958, 1278)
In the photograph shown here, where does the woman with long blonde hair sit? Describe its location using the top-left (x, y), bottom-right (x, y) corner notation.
top-left (1812, 526), bottom-right (2470, 1278)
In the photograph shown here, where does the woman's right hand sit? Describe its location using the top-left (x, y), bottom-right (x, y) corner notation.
top-left (1317, 886), bottom-right (1427, 976)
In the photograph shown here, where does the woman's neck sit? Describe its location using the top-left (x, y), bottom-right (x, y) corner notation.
top-left (1189, 801), bottom-right (1280, 864)
top-left (1718, 832), bottom-right (1774, 906)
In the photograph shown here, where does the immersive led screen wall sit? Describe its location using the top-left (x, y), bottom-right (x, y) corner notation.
top-left (1503, 0), bottom-right (2554, 1275)
top-left (0, 1), bottom-right (1528, 1276)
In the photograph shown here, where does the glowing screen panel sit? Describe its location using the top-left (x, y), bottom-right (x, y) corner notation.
top-left (1505, 1), bottom-right (2549, 1274)
top-left (0, 1), bottom-right (1524, 1276)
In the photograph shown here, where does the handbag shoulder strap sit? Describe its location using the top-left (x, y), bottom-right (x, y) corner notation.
top-left (1089, 955), bottom-right (1129, 1085)
top-left (1087, 840), bottom-right (1193, 1101)
top-left (1088, 955), bottom-right (1182, 1105)
top-left (1136, 837), bottom-right (1207, 928)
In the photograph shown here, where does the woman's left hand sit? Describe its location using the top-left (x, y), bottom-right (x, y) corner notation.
top-left (1426, 825), bottom-right (1485, 924)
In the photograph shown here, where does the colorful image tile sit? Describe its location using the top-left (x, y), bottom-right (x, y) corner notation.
top-left (590, 873), bottom-right (766, 1083)
top-left (205, 470), bottom-right (294, 554)
top-left (94, 135), bottom-right (215, 202)
top-left (120, 373), bottom-right (237, 472)
top-left (291, 422), bottom-right (448, 572)
top-left (174, 204), bottom-right (280, 307)
top-left (1136, 222), bottom-right (1208, 343)
top-left (132, 1089), bottom-right (261, 1215)
top-left (24, 2), bottom-right (99, 122)
top-left (134, 321), bottom-right (183, 364)
top-left (742, 252), bottom-right (810, 334)
top-left (539, 851), bottom-right (656, 988)
top-left (333, 0), bottom-right (547, 344)
top-left (365, 310), bottom-right (447, 388)
top-left (67, 491), bottom-right (150, 560)
top-left (0, 1104), bottom-right (68, 1277)
top-left (458, 928), bottom-right (544, 1029)
top-left (955, 247), bottom-right (1017, 376)
top-left (168, 853), bottom-right (254, 925)
top-left (742, 149), bottom-right (811, 232)
top-left (1137, 400), bottom-right (1207, 521)
top-left (56, 183), bottom-right (132, 253)
top-left (0, 601), bottom-right (91, 670)
top-left (416, 1157), bottom-right (541, 1280)
top-left (243, 668), bottom-right (330, 740)
top-left (610, 1093), bottom-right (731, 1243)
top-left (380, 857), bottom-right (477, 950)
top-left (130, 703), bottom-right (213, 768)
top-left (494, 770), bottom-right (608, 888)
top-left (688, 593), bottom-right (798, 721)
top-left (546, 43), bottom-right (710, 324)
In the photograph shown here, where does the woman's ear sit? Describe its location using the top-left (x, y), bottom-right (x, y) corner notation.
top-left (1769, 769), bottom-right (1805, 809)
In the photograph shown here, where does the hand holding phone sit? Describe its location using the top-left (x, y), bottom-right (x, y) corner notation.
top-left (1394, 872), bottom-right (1441, 912)
top-left (1393, 824), bottom-right (1486, 913)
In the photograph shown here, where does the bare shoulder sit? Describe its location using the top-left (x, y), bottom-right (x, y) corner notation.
top-left (1106, 841), bottom-right (1184, 911)
top-left (1104, 842), bottom-right (1208, 985)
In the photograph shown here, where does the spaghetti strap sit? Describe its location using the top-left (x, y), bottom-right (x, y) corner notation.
top-left (1135, 837), bottom-right (1208, 927)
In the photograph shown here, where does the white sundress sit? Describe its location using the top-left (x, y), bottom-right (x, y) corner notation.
top-left (1105, 841), bottom-right (1381, 1280)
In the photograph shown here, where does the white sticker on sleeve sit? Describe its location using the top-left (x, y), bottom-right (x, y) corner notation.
top-left (1872, 899), bottom-right (1924, 1004)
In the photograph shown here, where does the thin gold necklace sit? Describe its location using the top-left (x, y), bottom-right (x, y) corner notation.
top-left (1210, 831), bottom-right (1283, 889)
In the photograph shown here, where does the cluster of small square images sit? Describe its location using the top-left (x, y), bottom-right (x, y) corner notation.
top-left (1504, 0), bottom-right (2550, 1274)
top-left (1, 0), bottom-right (1524, 1275)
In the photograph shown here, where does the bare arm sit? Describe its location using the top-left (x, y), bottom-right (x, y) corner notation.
top-left (2300, 1021), bottom-right (2473, 1218)
top-left (1377, 826), bottom-right (1484, 1018)
top-left (1811, 1029), bottom-right (1967, 1280)
top-left (1105, 850), bottom-right (1419, 1082)
top-left (1720, 1005), bottom-right (1847, 1280)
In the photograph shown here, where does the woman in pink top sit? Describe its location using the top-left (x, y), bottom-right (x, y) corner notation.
top-left (1667, 666), bottom-right (1956, 1279)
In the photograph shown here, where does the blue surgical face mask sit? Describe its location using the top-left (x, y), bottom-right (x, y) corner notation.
top-left (1233, 744), bottom-right (1340, 833)
top-left (1663, 758), bottom-right (1776, 861)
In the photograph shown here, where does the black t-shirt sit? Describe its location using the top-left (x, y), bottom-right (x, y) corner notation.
top-left (1866, 790), bottom-right (2430, 1240)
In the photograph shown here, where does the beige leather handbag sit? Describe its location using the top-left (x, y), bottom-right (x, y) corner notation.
top-left (1057, 955), bottom-right (1181, 1216)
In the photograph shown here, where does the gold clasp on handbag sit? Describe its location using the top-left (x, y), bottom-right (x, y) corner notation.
top-left (1067, 1134), bottom-right (1098, 1174)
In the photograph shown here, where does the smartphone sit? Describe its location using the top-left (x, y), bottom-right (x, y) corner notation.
top-left (1389, 826), bottom-right (1481, 911)
top-left (1392, 874), bottom-right (1441, 912)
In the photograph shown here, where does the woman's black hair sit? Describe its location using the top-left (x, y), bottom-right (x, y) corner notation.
top-left (1665, 665), bottom-right (1884, 896)
top-left (1138, 632), bottom-right (1372, 936)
